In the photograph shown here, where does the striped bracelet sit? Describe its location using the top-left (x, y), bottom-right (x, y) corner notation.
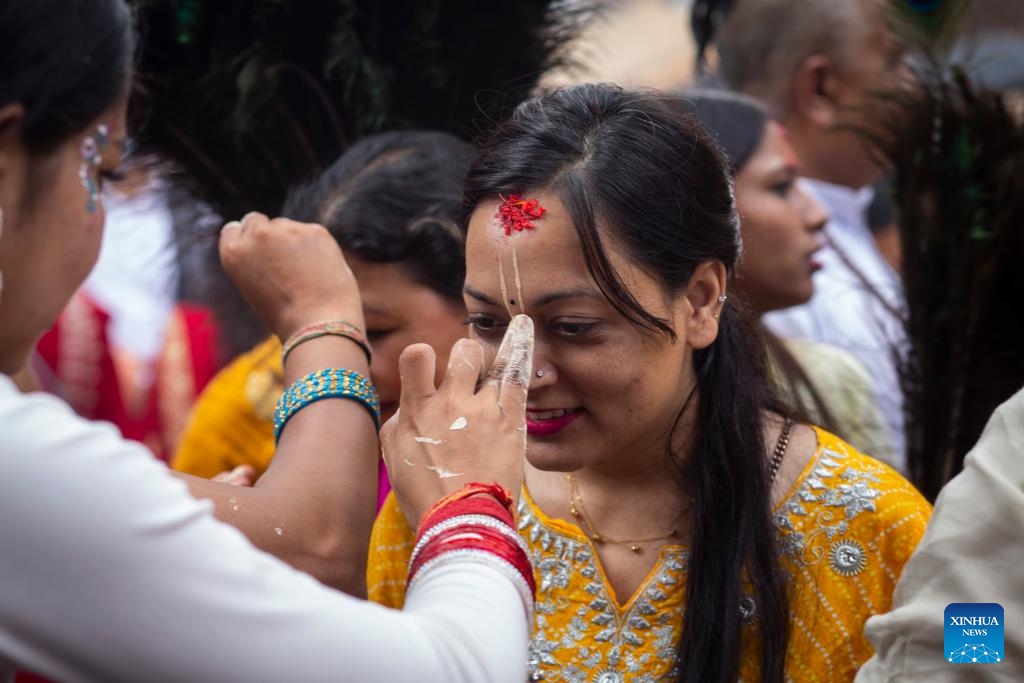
top-left (273, 368), bottom-right (380, 443)
top-left (281, 320), bottom-right (372, 365)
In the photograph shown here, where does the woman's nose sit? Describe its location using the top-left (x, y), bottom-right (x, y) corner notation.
top-left (799, 188), bottom-right (829, 234)
top-left (529, 362), bottom-right (556, 390)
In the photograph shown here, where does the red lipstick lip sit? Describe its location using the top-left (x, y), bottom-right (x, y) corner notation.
top-left (525, 408), bottom-right (583, 437)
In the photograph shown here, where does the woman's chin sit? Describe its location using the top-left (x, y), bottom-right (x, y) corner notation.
top-left (524, 442), bottom-right (585, 472)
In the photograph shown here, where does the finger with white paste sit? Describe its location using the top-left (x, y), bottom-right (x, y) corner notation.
top-left (497, 315), bottom-right (534, 418)
top-left (483, 314), bottom-right (521, 390)
top-left (445, 338), bottom-right (485, 397)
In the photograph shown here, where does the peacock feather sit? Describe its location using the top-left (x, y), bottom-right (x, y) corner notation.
top-left (127, 0), bottom-right (600, 358)
top-left (866, 0), bottom-right (1024, 499)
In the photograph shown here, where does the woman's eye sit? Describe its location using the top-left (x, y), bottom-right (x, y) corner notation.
top-left (366, 329), bottom-right (393, 343)
top-left (770, 180), bottom-right (794, 197)
top-left (552, 321), bottom-right (598, 337)
top-left (464, 315), bottom-right (507, 337)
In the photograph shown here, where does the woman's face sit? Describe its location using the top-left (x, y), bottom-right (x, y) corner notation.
top-left (733, 122), bottom-right (829, 314)
top-left (464, 192), bottom-right (717, 475)
top-left (0, 99), bottom-right (129, 374)
top-left (348, 257), bottom-right (466, 422)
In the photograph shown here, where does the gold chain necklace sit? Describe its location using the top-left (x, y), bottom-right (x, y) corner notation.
top-left (565, 422), bottom-right (794, 555)
top-left (566, 474), bottom-right (689, 554)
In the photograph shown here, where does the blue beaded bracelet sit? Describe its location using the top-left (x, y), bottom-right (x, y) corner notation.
top-left (273, 368), bottom-right (381, 443)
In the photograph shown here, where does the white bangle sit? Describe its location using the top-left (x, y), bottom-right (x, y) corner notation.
top-left (410, 513), bottom-right (527, 568)
top-left (406, 547), bottom-right (535, 619)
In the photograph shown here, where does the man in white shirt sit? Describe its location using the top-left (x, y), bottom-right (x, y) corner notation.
top-left (717, 0), bottom-right (909, 467)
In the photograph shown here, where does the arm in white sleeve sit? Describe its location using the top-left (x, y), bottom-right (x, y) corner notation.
top-left (0, 380), bottom-right (528, 683)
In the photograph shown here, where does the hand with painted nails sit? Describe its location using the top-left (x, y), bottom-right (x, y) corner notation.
top-left (382, 314), bottom-right (535, 526)
top-left (218, 212), bottom-right (365, 342)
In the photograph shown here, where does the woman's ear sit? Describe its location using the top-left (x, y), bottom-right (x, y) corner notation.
top-left (682, 260), bottom-right (728, 350)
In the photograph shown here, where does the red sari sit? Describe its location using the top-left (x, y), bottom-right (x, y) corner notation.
top-left (34, 292), bottom-right (222, 462)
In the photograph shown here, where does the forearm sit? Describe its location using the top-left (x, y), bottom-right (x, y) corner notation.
top-left (1, 402), bottom-right (528, 682)
top-left (184, 335), bottom-right (378, 594)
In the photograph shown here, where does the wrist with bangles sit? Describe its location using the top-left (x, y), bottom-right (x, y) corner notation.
top-left (273, 367), bottom-right (381, 442)
top-left (282, 319), bottom-right (372, 365)
top-left (273, 319), bottom-right (379, 442)
top-left (407, 482), bottom-right (535, 614)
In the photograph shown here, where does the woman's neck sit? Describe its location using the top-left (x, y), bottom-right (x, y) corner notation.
top-left (525, 458), bottom-right (694, 542)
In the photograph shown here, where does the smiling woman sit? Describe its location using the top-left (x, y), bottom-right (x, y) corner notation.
top-left (367, 83), bottom-right (932, 683)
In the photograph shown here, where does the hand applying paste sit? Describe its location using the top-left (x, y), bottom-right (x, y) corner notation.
top-left (380, 314), bottom-right (535, 523)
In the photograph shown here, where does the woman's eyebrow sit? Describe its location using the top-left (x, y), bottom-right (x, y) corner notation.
top-left (463, 285), bottom-right (499, 306)
top-left (463, 284), bottom-right (603, 308)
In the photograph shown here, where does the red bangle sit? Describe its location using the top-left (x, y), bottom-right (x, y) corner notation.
top-left (417, 494), bottom-right (514, 538)
top-left (417, 482), bottom-right (517, 532)
top-left (408, 482), bottom-right (533, 605)
top-left (412, 510), bottom-right (527, 565)
top-left (409, 524), bottom-right (528, 577)
top-left (409, 524), bottom-right (535, 595)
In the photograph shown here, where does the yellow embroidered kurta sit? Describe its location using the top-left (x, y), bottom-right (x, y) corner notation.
top-left (367, 427), bottom-right (932, 682)
top-left (170, 336), bottom-right (282, 478)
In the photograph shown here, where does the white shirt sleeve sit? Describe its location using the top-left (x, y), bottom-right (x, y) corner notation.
top-left (0, 377), bottom-right (528, 683)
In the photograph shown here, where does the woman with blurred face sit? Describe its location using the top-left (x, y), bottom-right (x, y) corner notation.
top-left (690, 89), bottom-right (894, 464)
top-left (173, 131), bottom-right (471, 508)
top-left (367, 84), bottom-right (930, 683)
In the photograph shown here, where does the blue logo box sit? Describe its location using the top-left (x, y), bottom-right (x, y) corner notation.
top-left (945, 603), bottom-right (1004, 664)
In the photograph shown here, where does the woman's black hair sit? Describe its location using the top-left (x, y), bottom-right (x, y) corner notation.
top-left (687, 89), bottom-right (769, 174)
top-left (0, 0), bottom-right (134, 153)
top-left (282, 130), bottom-right (472, 303)
top-left (211, 130), bottom-right (472, 357)
top-left (464, 83), bottom-right (791, 683)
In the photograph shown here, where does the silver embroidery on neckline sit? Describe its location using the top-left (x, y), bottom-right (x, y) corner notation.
top-left (773, 446), bottom-right (885, 565)
top-left (521, 499), bottom-right (686, 682)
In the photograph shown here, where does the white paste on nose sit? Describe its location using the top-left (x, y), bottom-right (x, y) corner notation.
top-left (414, 436), bottom-right (444, 445)
top-left (449, 416), bottom-right (468, 430)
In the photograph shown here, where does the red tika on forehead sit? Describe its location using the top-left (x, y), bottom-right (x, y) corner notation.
top-left (497, 194), bottom-right (546, 236)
